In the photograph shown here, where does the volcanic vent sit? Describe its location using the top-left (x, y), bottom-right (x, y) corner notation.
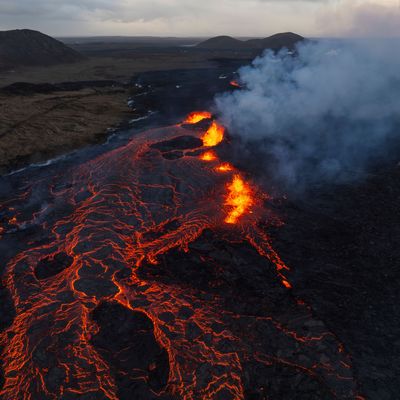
top-left (0, 112), bottom-right (359, 399)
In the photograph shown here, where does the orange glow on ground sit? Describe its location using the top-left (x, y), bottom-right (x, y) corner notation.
top-left (200, 151), bottom-right (217, 161)
top-left (184, 111), bottom-right (212, 124)
top-left (224, 175), bottom-right (254, 224)
top-left (202, 121), bottom-right (225, 147)
top-left (230, 80), bottom-right (241, 88)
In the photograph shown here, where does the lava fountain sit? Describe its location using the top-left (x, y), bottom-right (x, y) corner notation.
top-left (202, 121), bottom-right (225, 147)
top-left (224, 174), bottom-right (254, 224)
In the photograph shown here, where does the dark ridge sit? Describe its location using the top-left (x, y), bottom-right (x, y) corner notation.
top-left (0, 29), bottom-right (84, 69)
top-left (197, 32), bottom-right (305, 50)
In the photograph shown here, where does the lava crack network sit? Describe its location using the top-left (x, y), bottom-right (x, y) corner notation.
top-left (0, 112), bottom-right (358, 400)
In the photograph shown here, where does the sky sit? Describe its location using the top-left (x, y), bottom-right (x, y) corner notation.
top-left (0, 0), bottom-right (399, 37)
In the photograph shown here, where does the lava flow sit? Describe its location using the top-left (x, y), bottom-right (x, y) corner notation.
top-left (202, 121), bottom-right (225, 147)
top-left (184, 111), bottom-right (212, 124)
top-left (224, 174), bottom-right (254, 224)
top-left (200, 150), bottom-right (217, 161)
top-left (216, 162), bottom-right (234, 172)
top-left (0, 110), bottom-right (359, 400)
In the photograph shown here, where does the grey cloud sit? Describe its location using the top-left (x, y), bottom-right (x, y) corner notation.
top-left (0, 1), bottom-right (397, 41)
top-left (0, 0), bottom-right (199, 22)
top-left (351, 3), bottom-right (400, 37)
top-left (318, 1), bottom-right (400, 38)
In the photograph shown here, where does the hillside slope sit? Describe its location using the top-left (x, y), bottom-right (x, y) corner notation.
top-left (196, 35), bottom-right (247, 50)
top-left (0, 29), bottom-right (84, 69)
top-left (246, 32), bottom-right (304, 50)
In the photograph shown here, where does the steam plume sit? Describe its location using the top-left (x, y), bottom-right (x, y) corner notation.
top-left (215, 39), bottom-right (400, 192)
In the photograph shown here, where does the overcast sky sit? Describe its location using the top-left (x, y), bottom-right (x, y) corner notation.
top-left (0, 0), bottom-right (399, 37)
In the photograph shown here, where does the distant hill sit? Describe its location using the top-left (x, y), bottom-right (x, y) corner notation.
top-left (0, 29), bottom-right (84, 69)
top-left (246, 32), bottom-right (304, 50)
top-left (196, 35), bottom-right (246, 50)
top-left (197, 32), bottom-right (304, 50)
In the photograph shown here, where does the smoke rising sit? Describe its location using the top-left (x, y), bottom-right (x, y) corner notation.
top-left (215, 39), bottom-right (400, 192)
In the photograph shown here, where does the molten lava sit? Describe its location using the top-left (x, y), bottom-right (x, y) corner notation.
top-left (216, 163), bottom-right (233, 172)
top-left (202, 121), bottom-right (225, 147)
top-left (200, 151), bottom-right (217, 161)
top-left (230, 80), bottom-right (241, 88)
top-left (184, 111), bottom-right (212, 124)
top-left (224, 174), bottom-right (254, 224)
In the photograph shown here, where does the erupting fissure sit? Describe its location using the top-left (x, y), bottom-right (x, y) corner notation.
top-left (202, 121), bottom-right (225, 147)
top-left (216, 163), bottom-right (233, 173)
top-left (224, 175), bottom-right (254, 224)
top-left (200, 151), bottom-right (217, 161)
top-left (184, 111), bottom-right (212, 124)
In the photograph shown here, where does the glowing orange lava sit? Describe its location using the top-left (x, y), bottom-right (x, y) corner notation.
top-left (224, 175), bottom-right (254, 224)
top-left (230, 80), bottom-right (241, 88)
top-left (216, 163), bottom-right (233, 172)
top-left (184, 111), bottom-right (212, 124)
top-left (200, 151), bottom-right (217, 161)
top-left (282, 280), bottom-right (292, 289)
top-left (202, 121), bottom-right (225, 147)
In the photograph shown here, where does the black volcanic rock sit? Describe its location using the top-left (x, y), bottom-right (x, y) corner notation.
top-left (91, 302), bottom-right (173, 399)
top-left (197, 32), bottom-right (304, 51)
top-left (34, 252), bottom-right (74, 280)
top-left (0, 284), bottom-right (15, 333)
top-left (0, 29), bottom-right (84, 69)
top-left (150, 135), bottom-right (203, 152)
top-left (162, 151), bottom-right (184, 160)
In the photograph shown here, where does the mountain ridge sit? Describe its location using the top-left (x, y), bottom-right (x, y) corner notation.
top-left (0, 29), bottom-right (84, 69)
top-left (197, 32), bottom-right (305, 50)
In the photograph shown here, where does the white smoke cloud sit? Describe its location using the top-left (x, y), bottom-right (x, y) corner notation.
top-left (215, 39), bottom-right (400, 191)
